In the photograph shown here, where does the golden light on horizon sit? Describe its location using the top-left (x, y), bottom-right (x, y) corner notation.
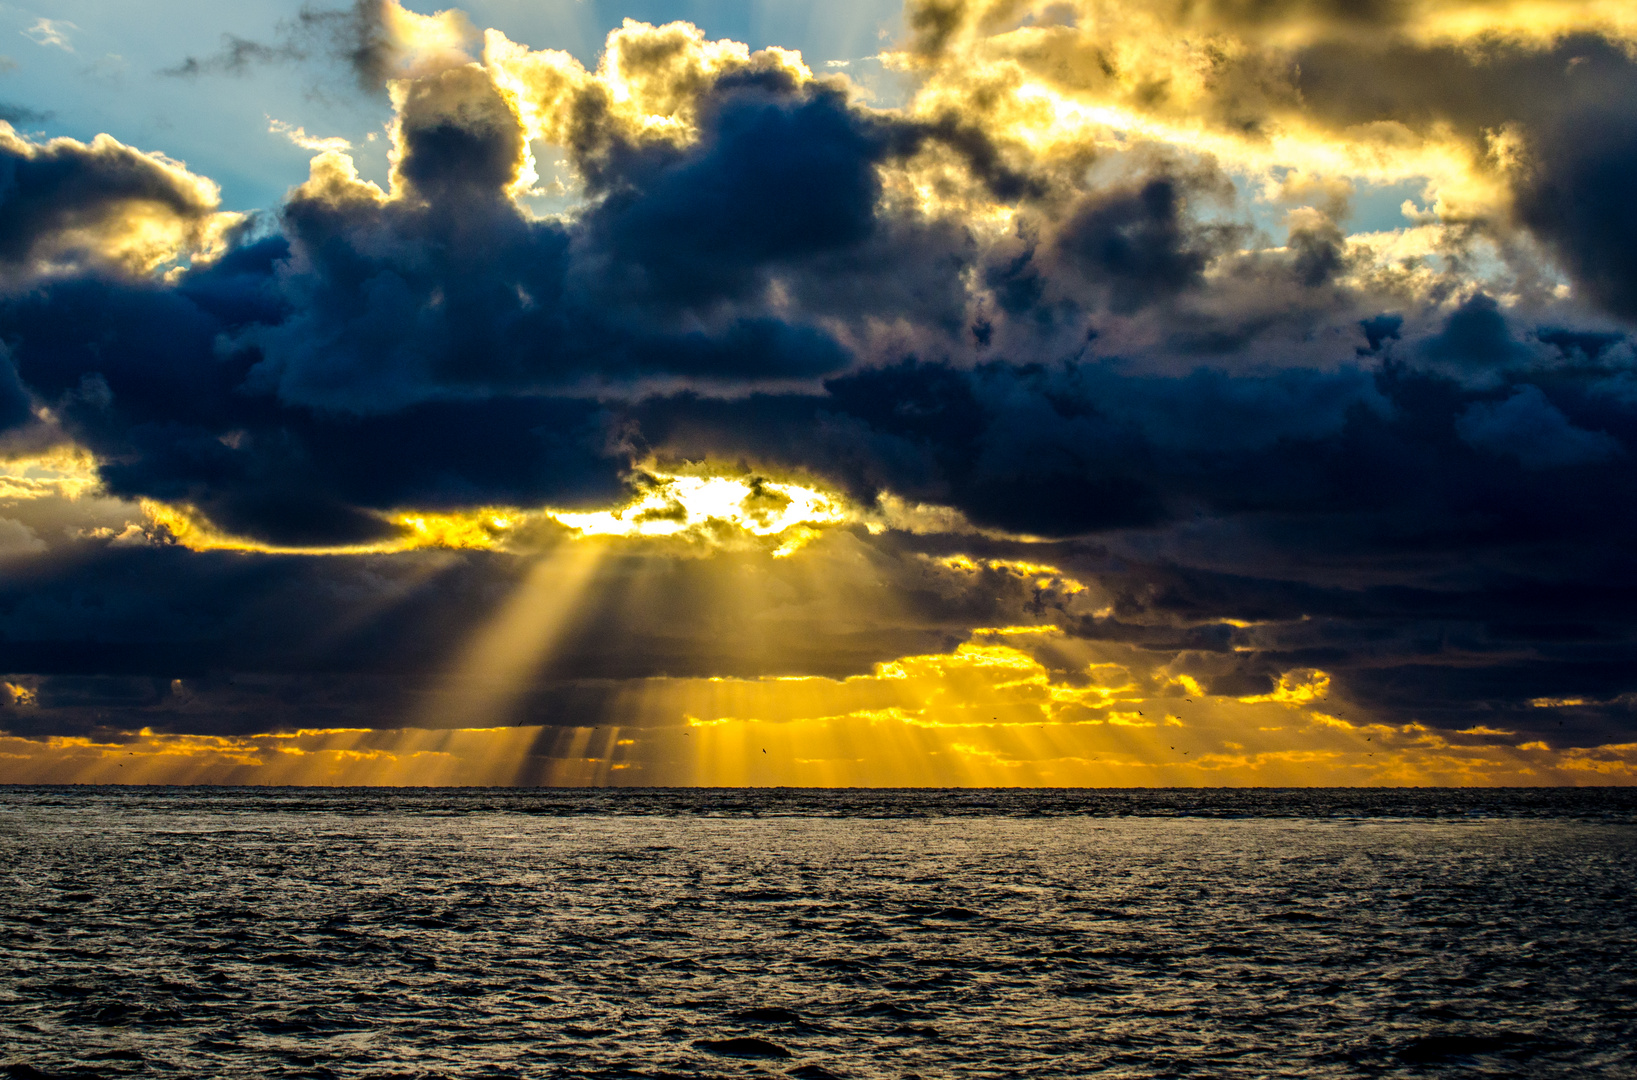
top-left (6, 442), bottom-right (1626, 788)
top-left (8, 619), bottom-right (1616, 788)
top-left (6, 637), bottom-right (1632, 786)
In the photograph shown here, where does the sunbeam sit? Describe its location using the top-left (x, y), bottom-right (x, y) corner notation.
top-left (414, 541), bottom-right (605, 729)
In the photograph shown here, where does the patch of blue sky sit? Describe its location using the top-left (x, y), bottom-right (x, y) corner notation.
top-left (4, 0), bottom-right (391, 210)
top-left (1226, 168), bottom-right (1437, 249)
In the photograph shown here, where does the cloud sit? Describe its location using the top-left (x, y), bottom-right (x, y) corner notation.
top-left (163, 0), bottom-right (478, 91)
top-left (22, 18), bottom-right (75, 53)
top-left (1514, 99), bottom-right (1637, 321)
top-left (1456, 383), bottom-right (1622, 469)
top-left (1419, 293), bottom-right (1536, 371)
top-left (267, 118), bottom-right (351, 153)
top-left (1052, 171), bottom-right (1239, 312)
top-left (577, 77), bottom-right (896, 306)
top-left (0, 102), bottom-right (51, 125)
top-left (0, 123), bottom-right (232, 288)
top-left (0, 516), bottom-right (43, 554)
top-left (0, 3), bottom-right (1636, 771)
top-left (163, 35), bottom-right (305, 78)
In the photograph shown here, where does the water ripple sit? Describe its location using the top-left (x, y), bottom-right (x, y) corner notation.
top-left (1, 787), bottom-right (1634, 1078)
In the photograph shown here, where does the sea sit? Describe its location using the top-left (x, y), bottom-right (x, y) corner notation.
top-left (3, 786), bottom-right (1635, 1079)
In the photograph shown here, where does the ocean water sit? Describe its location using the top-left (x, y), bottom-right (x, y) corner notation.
top-left (3, 787), bottom-right (1635, 1079)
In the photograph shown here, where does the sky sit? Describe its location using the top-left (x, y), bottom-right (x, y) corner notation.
top-left (1, 0), bottom-right (1635, 786)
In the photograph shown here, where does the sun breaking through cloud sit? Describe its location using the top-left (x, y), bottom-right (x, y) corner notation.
top-left (0, 0), bottom-right (1635, 784)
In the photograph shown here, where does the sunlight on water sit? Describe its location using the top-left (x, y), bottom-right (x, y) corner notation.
top-left (2, 787), bottom-right (1633, 1079)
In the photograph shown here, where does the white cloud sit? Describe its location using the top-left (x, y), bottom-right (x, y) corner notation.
top-left (267, 118), bottom-right (352, 154)
top-left (22, 18), bottom-right (76, 53)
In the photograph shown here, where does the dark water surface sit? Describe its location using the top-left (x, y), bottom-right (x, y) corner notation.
top-left (3, 787), bottom-right (1635, 1079)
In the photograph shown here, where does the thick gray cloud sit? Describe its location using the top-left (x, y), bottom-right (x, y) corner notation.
top-left (1514, 100), bottom-right (1637, 322)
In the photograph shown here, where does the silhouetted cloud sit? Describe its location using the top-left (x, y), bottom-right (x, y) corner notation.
top-left (1515, 100), bottom-right (1637, 322)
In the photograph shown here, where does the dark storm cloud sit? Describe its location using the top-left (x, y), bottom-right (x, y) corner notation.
top-left (234, 60), bottom-right (1048, 414)
top-left (0, 352), bottom-right (29, 431)
top-left (1455, 384), bottom-right (1621, 469)
top-left (629, 291), bottom-right (1637, 741)
top-left (393, 65), bottom-right (527, 202)
top-left (569, 70), bottom-right (1038, 316)
top-left (1418, 293), bottom-right (1536, 370)
top-left (1039, 541), bottom-right (1637, 729)
top-left (638, 327), bottom-right (1633, 552)
top-left (244, 68), bottom-right (960, 414)
top-left (5, 65), bottom-right (933, 541)
top-left (961, 151), bottom-right (1366, 358)
top-left (1052, 174), bottom-right (1240, 313)
top-left (3, 10), bottom-right (1637, 751)
top-left (1514, 100), bottom-right (1637, 322)
top-left (581, 75), bottom-right (902, 307)
top-left (4, 271), bottom-right (632, 544)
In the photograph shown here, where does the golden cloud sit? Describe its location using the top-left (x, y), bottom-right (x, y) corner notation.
top-left (133, 467), bottom-right (855, 557)
top-left (6, 633), bottom-right (1623, 786)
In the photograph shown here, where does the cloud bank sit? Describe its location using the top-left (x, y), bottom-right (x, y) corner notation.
top-left (2, 0), bottom-right (1636, 783)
